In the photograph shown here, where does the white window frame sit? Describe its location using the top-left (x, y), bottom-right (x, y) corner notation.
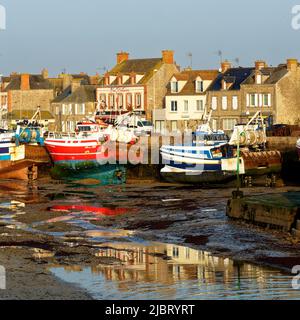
top-left (171, 101), bottom-right (178, 112)
top-left (171, 81), bottom-right (178, 93)
top-left (222, 96), bottom-right (228, 110)
top-left (184, 100), bottom-right (189, 112)
top-left (232, 96), bottom-right (238, 110)
top-left (196, 81), bottom-right (204, 93)
top-left (211, 96), bottom-right (217, 110)
top-left (196, 100), bottom-right (204, 112)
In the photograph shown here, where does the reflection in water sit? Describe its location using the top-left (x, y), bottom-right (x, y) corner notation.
top-left (51, 242), bottom-right (300, 300)
top-left (50, 205), bottom-right (131, 216)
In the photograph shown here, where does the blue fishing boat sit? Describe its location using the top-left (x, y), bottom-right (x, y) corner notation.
top-left (160, 111), bottom-right (281, 185)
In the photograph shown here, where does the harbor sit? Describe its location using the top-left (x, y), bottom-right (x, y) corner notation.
top-left (0, 179), bottom-right (300, 300)
top-left (0, 104), bottom-right (300, 300)
top-left (1, 0), bottom-right (300, 303)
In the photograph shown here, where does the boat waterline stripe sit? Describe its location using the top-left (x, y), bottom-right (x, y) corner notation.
top-left (0, 155), bottom-right (11, 161)
top-left (161, 152), bottom-right (221, 165)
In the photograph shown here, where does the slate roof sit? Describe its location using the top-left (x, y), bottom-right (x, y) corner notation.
top-left (208, 68), bottom-right (254, 91)
top-left (241, 65), bottom-right (288, 85)
top-left (52, 86), bottom-right (72, 103)
top-left (99, 58), bottom-right (164, 85)
top-left (264, 66), bottom-right (289, 84)
top-left (4, 75), bottom-right (53, 91)
top-left (52, 85), bottom-right (96, 104)
top-left (167, 70), bottom-right (219, 95)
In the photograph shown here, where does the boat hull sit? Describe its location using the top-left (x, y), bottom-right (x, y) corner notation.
top-left (160, 165), bottom-right (235, 184)
top-left (50, 164), bottom-right (126, 185)
top-left (45, 139), bottom-right (141, 170)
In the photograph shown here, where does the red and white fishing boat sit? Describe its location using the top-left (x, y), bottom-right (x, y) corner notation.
top-left (45, 118), bottom-right (140, 170)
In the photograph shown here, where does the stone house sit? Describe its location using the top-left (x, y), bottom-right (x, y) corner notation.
top-left (51, 85), bottom-right (97, 132)
top-left (164, 69), bottom-right (219, 132)
top-left (241, 59), bottom-right (300, 126)
top-left (2, 70), bottom-right (55, 129)
top-left (206, 62), bottom-right (254, 132)
top-left (96, 50), bottom-right (179, 127)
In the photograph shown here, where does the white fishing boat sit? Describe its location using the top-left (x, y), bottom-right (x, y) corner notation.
top-left (160, 112), bottom-right (233, 184)
top-left (160, 111), bottom-right (282, 184)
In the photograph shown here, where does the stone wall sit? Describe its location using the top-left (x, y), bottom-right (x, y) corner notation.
top-left (276, 67), bottom-right (300, 125)
top-left (267, 136), bottom-right (298, 152)
top-left (146, 63), bottom-right (179, 120)
top-left (10, 89), bottom-right (54, 112)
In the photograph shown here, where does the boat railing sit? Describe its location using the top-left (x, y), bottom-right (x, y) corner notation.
top-left (47, 132), bottom-right (77, 139)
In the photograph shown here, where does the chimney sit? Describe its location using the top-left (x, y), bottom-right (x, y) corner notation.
top-left (221, 61), bottom-right (231, 73)
top-left (287, 58), bottom-right (298, 72)
top-left (21, 74), bottom-right (30, 90)
top-left (162, 50), bottom-right (174, 64)
top-left (61, 74), bottom-right (72, 90)
top-left (117, 52), bottom-right (129, 64)
top-left (255, 60), bottom-right (267, 71)
top-left (71, 79), bottom-right (81, 93)
top-left (42, 68), bottom-right (49, 79)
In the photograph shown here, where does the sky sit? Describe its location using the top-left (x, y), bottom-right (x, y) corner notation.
top-left (0, 0), bottom-right (300, 76)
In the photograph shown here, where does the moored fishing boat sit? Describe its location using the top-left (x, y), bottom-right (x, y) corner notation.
top-left (161, 111), bottom-right (282, 185)
top-left (45, 114), bottom-right (143, 181)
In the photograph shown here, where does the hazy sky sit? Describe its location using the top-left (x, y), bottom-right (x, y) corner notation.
top-left (0, 0), bottom-right (300, 76)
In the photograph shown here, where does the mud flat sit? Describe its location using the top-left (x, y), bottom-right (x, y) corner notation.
top-left (227, 191), bottom-right (300, 232)
top-left (0, 247), bottom-right (92, 300)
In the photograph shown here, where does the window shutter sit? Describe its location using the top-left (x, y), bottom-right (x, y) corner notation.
top-left (268, 94), bottom-right (272, 107)
top-left (259, 94), bottom-right (262, 107)
top-left (255, 94), bottom-right (258, 107)
top-left (246, 94), bottom-right (250, 107)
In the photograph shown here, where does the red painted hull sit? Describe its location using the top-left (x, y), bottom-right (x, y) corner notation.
top-left (45, 138), bottom-right (142, 166)
top-left (50, 205), bottom-right (131, 216)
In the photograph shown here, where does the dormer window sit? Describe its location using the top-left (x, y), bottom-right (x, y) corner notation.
top-left (171, 81), bottom-right (178, 93)
top-left (196, 80), bottom-right (204, 93)
top-left (256, 74), bottom-right (262, 84)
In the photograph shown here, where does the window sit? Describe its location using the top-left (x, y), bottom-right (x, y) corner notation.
top-left (171, 121), bottom-right (177, 132)
top-left (196, 81), bottom-right (204, 92)
top-left (155, 121), bottom-right (165, 133)
top-left (250, 94), bottom-right (256, 107)
top-left (256, 74), bottom-right (262, 84)
top-left (222, 96), bottom-right (228, 110)
top-left (173, 246), bottom-right (179, 258)
top-left (171, 101), bottom-right (178, 112)
top-left (196, 100), bottom-right (204, 112)
top-left (76, 104), bottom-right (85, 115)
top-left (212, 97), bottom-right (217, 110)
top-left (186, 248), bottom-right (190, 259)
top-left (117, 94), bottom-right (123, 109)
top-left (263, 93), bottom-right (271, 107)
top-left (232, 96), bottom-right (238, 110)
top-left (171, 81), bottom-right (178, 93)
top-left (135, 93), bottom-right (142, 108)
top-left (126, 93), bottom-right (133, 109)
top-left (223, 118), bottom-right (237, 131)
top-left (184, 100), bottom-right (189, 112)
top-left (109, 94), bottom-right (115, 109)
top-left (99, 94), bottom-right (106, 104)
